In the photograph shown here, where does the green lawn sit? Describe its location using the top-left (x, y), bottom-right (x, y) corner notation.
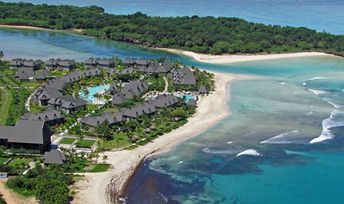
top-left (76, 139), bottom-right (96, 148)
top-left (0, 87), bottom-right (12, 125)
top-left (86, 164), bottom-right (110, 173)
top-left (59, 138), bottom-right (76, 144)
top-left (20, 81), bottom-right (41, 89)
top-left (103, 107), bottom-right (119, 113)
top-left (29, 102), bottom-right (47, 113)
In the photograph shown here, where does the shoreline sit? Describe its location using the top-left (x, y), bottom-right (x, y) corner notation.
top-left (72, 72), bottom-right (254, 204)
top-left (0, 24), bottom-right (83, 34)
top-left (0, 24), bottom-right (337, 65)
top-left (155, 48), bottom-right (335, 64)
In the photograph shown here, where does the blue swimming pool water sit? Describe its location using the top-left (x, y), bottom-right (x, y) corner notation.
top-left (79, 85), bottom-right (110, 104)
top-left (183, 95), bottom-right (195, 102)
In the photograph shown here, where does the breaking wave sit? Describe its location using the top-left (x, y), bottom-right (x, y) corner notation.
top-left (309, 76), bottom-right (328, 81)
top-left (202, 147), bottom-right (238, 155)
top-left (323, 98), bottom-right (344, 109)
top-left (308, 89), bottom-right (328, 95)
top-left (310, 110), bottom-right (344, 144)
top-left (260, 130), bottom-right (307, 144)
top-left (236, 149), bottom-right (262, 157)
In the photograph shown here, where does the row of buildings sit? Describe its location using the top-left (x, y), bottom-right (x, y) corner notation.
top-left (111, 80), bottom-right (149, 105)
top-left (10, 57), bottom-right (115, 71)
top-left (81, 95), bottom-right (179, 127)
top-left (32, 69), bottom-right (111, 113)
top-left (14, 68), bottom-right (50, 81)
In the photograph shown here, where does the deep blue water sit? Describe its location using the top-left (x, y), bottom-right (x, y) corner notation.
top-left (3, 0), bottom-right (344, 34)
top-left (0, 15), bottom-right (344, 204)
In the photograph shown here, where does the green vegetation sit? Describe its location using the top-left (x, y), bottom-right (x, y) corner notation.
top-left (0, 64), bottom-right (40, 125)
top-left (0, 195), bottom-right (6, 204)
top-left (0, 85), bottom-right (11, 125)
top-left (6, 165), bottom-right (73, 203)
top-left (59, 138), bottom-right (76, 144)
top-left (5, 87), bottom-right (29, 126)
top-left (29, 102), bottom-right (47, 113)
top-left (76, 139), bottom-right (96, 148)
top-left (85, 163), bottom-right (110, 173)
top-left (0, 2), bottom-right (344, 55)
top-left (98, 104), bottom-right (196, 150)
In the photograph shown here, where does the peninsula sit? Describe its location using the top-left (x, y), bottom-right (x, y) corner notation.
top-left (0, 1), bottom-right (344, 57)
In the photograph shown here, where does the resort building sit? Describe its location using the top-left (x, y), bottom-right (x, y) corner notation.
top-left (198, 85), bottom-right (209, 95)
top-left (84, 57), bottom-right (115, 68)
top-left (0, 120), bottom-right (52, 153)
top-left (171, 67), bottom-right (196, 85)
top-left (82, 95), bottom-right (178, 128)
top-left (111, 80), bottom-right (149, 105)
top-left (15, 68), bottom-right (50, 81)
top-left (45, 58), bottom-right (76, 71)
top-left (10, 58), bottom-right (43, 70)
top-left (43, 149), bottom-right (66, 164)
top-left (22, 109), bottom-right (65, 126)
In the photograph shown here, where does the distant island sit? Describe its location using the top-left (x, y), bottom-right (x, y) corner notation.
top-left (0, 1), bottom-right (344, 56)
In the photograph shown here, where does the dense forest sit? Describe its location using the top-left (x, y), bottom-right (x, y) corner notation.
top-left (0, 1), bottom-right (344, 55)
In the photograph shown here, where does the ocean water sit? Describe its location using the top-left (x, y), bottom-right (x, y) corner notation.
top-left (126, 57), bottom-right (344, 204)
top-left (0, 27), bottom-right (344, 203)
top-left (3, 0), bottom-right (344, 34)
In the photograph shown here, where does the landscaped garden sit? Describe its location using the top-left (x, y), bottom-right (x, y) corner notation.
top-left (59, 137), bottom-right (76, 145)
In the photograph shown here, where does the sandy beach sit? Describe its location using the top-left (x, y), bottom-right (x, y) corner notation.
top-left (0, 24), bottom-right (82, 34)
top-left (0, 180), bottom-right (37, 204)
top-left (72, 72), bottom-right (253, 204)
top-left (157, 48), bottom-right (333, 64)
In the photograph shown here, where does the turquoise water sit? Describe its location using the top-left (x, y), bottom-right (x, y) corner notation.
top-left (79, 85), bottom-right (110, 104)
top-left (127, 58), bottom-right (344, 203)
top-left (183, 95), bottom-right (195, 102)
top-left (0, 27), bottom-right (344, 203)
top-left (3, 0), bottom-right (344, 34)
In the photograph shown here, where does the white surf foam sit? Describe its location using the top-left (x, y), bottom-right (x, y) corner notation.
top-left (260, 130), bottom-right (301, 144)
top-left (309, 76), bottom-right (328, 81)
top-left (178, 161), bottom-right (184, 165)
top-left (310, 111), bottom-right (344, 144)
top-left (308, 89), bottom-right (328, 95)
top-left (202, 147), bottom-right (238, 155)
top-left (310, 129), bottom-right (334, 144)
top-left (226, 141), bottom-right (233, 144)
top-left (323, 98), bottom-right (344, 109)
top-left (236, 149), bottom-right (262, 157)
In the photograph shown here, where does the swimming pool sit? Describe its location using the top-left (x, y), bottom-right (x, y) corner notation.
top-left (79, 84), bottom-right (110, 104)
top-left (183, 95), bottom-right (195, 102)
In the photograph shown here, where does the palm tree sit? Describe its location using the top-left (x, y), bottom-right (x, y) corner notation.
top-left (82, 89), bottom-right (90, 99)
top-left (0, 51), bottom-right (3, 61)
top-left (93, 93), bottom-right (101, 104)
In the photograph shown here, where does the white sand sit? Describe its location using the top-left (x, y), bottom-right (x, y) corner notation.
top-left (72, 72), bottom-right (253, 204)
top-left (157, 48), bottom-right (333, 64)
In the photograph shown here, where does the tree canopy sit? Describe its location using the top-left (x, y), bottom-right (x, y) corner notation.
top-left (0, 1), bottom-right (344, 55)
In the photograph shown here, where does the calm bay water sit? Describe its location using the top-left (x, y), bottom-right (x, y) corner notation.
top-left (0, 24), bottom-right (344, 203)
top-left (3, 0), bottom-right (344, 34)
